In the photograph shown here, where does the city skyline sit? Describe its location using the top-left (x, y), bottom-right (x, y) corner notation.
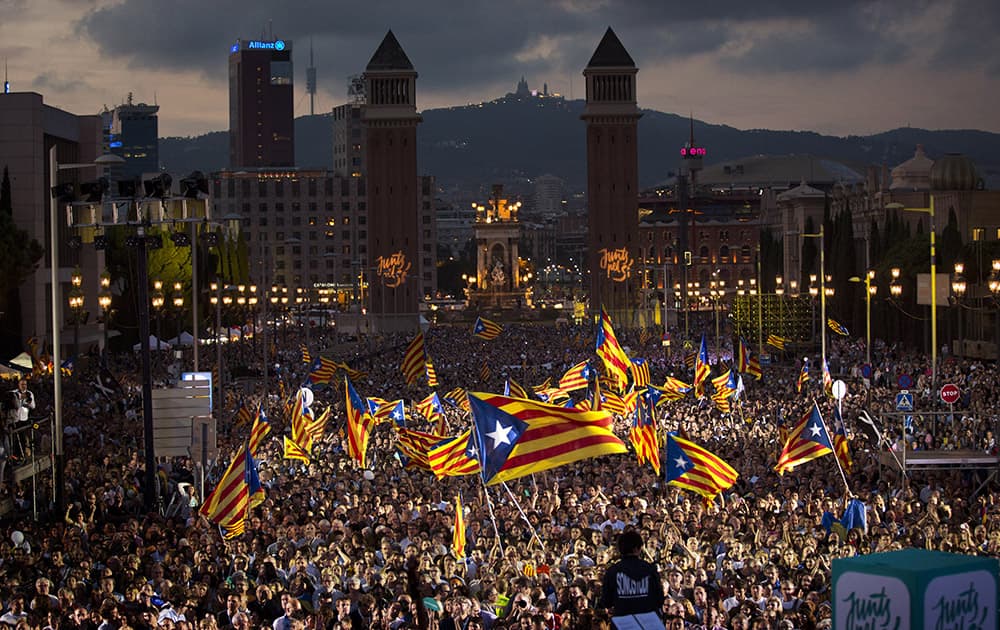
top-left (3, 0), bottom-right (999, 138)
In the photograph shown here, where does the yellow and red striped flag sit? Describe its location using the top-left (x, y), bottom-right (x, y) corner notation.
top-left (401, 332), bottom-right (426, 385)
top-left (345, 377), bottom-right (375, 467)
top-left (775, 403), bottom-right (834, 476)
top-left (469, 392), bottom-right (626, 485)
top-left (596, 307), bottom-right (630, 390)
top-left (452, 494), bottom-right (467, 559)
top-left (282, 435), bottom-right (311, 463)
top-left (248, 406), bottom-right (271, 456)
top-left (665, 433), bottom-right (738, 503)
top-left (428, 430), bottom-right (481, 478)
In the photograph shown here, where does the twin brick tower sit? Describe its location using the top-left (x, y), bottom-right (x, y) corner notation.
top-left (364, 28), bottom-right (640, 327)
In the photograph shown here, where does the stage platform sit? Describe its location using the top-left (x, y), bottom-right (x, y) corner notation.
top-left (879, 449), bottom-right (1000, 472)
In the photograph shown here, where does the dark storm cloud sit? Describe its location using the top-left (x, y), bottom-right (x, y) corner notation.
top-left (929, 0), bottom-right (1000, 76)
top-left (75, 0), bottom-right (1000, 90)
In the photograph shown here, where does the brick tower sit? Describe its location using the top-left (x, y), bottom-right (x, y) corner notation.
top-left (364, 30), bottom-right (423, 329)
top-left (582, 27), bottom-right (641, 321)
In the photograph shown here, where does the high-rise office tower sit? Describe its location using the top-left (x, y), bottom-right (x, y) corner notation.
top-left (363, 30), bottom-right (424, 327)
top-left (582, 27), bottom-right (641, 317)
top-left (228, 37), bottom-right (294, 168)
top-left (106, 94), bottom-right (159, 180)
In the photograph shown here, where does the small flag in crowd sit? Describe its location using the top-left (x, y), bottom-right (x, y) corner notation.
top-left (480, 361), bottom-right (491, 383)
top-left (395, 427), bottom-right (449, 471)
top-left (775, 403), bottom-right (834, 475)
top-left (401, 332), bottom-right (426, 385)
top-left (558, 361), bottom-right (593, 392)
top-left (307, 356), bottom-right (338, 385)
top-left (630, 393), bottom-right (660, 475)
top-left (425, 358), bottom-right (440, 387)
top-left (828, 318), bottom-right (850, 337)
top-left (345, 377), bottom-right (375, 467)
top-left (683, 352), bottom-right (696, 370)
top-left (665, 433), bottom-right (738, 503)
top-left (452, 494), bottom-right (467, 559)
top-left (373, 400), bottom-right (406, 426)
top-left (60, 357), bottom-right (75, 377)
top-left (248, 406), bottom-right (271, 456)
top-left (797, 361), bottom-right (810, 394)
top-left (630, 358), bottom-right (651, 388)
top-left (234, 402), bottom-right (254, 428)
top-left (822, 359), bottom-right (834, 398)
top-left (414, 392), bottom-right (445, 423)
top-left (428, 430), bottom-right (481, 478)
top-left (472, 316), bottom-right (504, 340)
top-left (300, 344), bottom-right (311, 364)
top-left (283, 435), bottom-right (311, 463)
top-left (596, 307), bottom-right (630, 390)
top-left (693, 334), bottom-right (710, 398)
top-left (832, 404), bottom-right (852, 474)
top-left (766, 334), bottom-right (786, 351)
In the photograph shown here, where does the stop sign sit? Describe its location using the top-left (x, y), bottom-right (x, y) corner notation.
top-left (940, 383), bottom-right (961, 405)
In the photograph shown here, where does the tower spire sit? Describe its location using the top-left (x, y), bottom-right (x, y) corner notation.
top-left (3, 58), bottom-right (9, 94)
top-left (307, 38), bottom-right (317, 115)
top-left (689, 111), bottom-right (695, 147)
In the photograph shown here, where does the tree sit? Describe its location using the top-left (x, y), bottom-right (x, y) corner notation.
top-left (0, 177), bottom-right (43, 353)
top-left (939, 207), bottom-right (963, 271)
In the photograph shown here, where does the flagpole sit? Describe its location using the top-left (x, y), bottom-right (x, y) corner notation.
top-left (472, 418), bottom-right (505, 556)
top-left (814, 399), bottom-right (852, 495)
top-left (502, 481), bottom-right (545, 551)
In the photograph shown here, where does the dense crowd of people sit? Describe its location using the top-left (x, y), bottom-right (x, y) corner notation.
top-left (1, 316), bottom-right (999, 630)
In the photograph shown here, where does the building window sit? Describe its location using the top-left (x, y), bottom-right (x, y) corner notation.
top-left (973, 228), bottom-right (985, 241)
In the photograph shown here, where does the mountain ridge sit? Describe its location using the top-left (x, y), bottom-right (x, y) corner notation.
top-left (159, 97), bottom-right (1000, 191)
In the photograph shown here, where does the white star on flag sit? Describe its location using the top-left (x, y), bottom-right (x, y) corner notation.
top-left (809, 423), bottom-right (823, 437)
top-left (674, 455), bottom-right (689, 469)
top-left (486, 421), bottom-right (514, 447)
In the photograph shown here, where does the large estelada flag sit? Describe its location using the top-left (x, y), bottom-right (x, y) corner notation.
top-left (665, 433), bottom-right (737, 503)
top-left (469, 392), bottom-right (626, 485)
top-left (775, 403), bottom-right (834, 476)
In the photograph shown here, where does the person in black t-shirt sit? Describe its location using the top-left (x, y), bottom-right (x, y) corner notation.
top-left (599, 529), bottom-right (665, 617)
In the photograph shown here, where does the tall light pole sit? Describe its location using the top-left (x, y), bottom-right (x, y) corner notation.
top-left (952, 263), bottom-right (967, 354)
top-left (151, 279), bottom-right (165, 353)
top-left (98, 270), bottom-right (112, 369)
top-left (990, 260), bottom-right (1000, 360)
top-left (801, 226), bottom-right (826, 366)
top-left (49, 148), bottom-right (123, 514)
top-left (172, 282), bottom-right (185, 346)
top-left (850, 269), bottom-right (876, 366)
top-left (888, 198), bottom-right (937, 387)
top-left (68, 267), bottom-right (84, 359)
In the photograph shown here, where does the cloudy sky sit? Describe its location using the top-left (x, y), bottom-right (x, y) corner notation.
top-left (3, 0), bottom-right (998, 138)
